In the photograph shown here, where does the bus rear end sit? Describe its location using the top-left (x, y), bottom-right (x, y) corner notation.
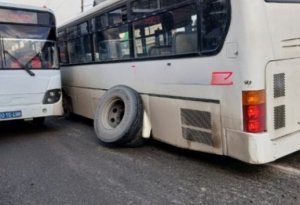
top-left (265, 0), bottom-right (300, 159)
top-left (227, 0), bottom-right (300, 163)
top-left (0, 3), bottom-right (62, 123)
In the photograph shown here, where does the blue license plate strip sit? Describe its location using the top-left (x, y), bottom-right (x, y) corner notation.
top-left (0, 111), bottom-right (22, 119)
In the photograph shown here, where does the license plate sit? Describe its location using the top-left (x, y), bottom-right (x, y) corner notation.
top-left (0, 111), bottom-right (22, 119)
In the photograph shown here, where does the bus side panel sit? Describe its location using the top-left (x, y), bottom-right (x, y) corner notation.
top-left (63, 86), bottom-right (96, 119)
top-left (264, 2), bottom-right (300, 60)
top-left (149, 96), bottom-right (223, 155)
top-left (266, 58), bottom-right (300, 139)
top-left (63, 85), bottom-right (224, 155)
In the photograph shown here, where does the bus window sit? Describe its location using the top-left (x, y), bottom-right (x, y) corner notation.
top-left (94, 25), bottom-right (130, 61)
top-left (95, 14), bottom-right (108, 29)
top-left (131, 0), bottom-right (159, 20)
top-left (108, 6), bottom-right (127, 25)
top-left (79, 22), bottom-right (92, 63)
top-left (201, 0), bottom-right (230, 52)
top-left (1, 30), bottom-right (58, 69)
top-left (67, 23), bottom-right (92, 64)
top-left (131, 0), bottom-right (183, 16)
top-left (58, 31), bottom-right (68, 64)
top-left (133, 4), bottom-right (198, 58)
top-left (171, 5), bottom-right (198, 54)
top-left (133, 16), bottom-right (163, 57)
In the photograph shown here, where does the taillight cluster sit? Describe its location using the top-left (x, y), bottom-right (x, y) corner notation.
top-left (243, 90), bottom-right (266, 133)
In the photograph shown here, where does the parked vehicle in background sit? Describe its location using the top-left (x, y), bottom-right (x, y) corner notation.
top-left (0, 2), bottom-right (63, 125)
top-left (58, 0), bottom-right (300, 164)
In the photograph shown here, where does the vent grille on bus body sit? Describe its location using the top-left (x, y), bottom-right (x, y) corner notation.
top-left (274, 105), bottom-right (286, 130)
top-left (274, 73), bottom-right (285, 98)
top-left (180, 109), bottom-right (213, 146)
top-left (273, 73), bottom-right (286, 130)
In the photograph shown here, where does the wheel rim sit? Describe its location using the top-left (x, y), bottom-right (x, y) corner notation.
top-left (103, 98), bottom-right (125, 128)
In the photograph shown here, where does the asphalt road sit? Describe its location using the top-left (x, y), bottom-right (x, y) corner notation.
top-left (0, 117), bottom-right (299, 205)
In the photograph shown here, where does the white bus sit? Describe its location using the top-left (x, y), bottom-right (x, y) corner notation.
top-left (0, 3), bottom-right (63, 125)
top-left (58, 0), bottom-right (300, 164)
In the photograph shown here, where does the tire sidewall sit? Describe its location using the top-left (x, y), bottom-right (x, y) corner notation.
top-left (62, 91), bottom-right (74, 119)
top-left (94, 85), bottom-right (143, 144)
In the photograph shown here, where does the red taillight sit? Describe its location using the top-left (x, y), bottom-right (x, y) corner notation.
top-left (243, 90), bottom-right (266, 133)
top-left (243, 104), bottom-right (266, 132)
top-left (245, 104), bottom-right (265, 119)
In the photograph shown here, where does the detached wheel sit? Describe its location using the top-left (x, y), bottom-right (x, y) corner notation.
top-left (94, 85), bottom-right (144, 146)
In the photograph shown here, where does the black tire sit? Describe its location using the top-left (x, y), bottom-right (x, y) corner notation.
top-left (125, 131), bottom-right (147, 147)
top-left (94, 85), bottom-right (144, 146)
top-left (62, 92), bottom-right (74, 120)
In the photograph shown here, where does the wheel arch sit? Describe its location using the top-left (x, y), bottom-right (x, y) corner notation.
top-left (140, 94), bottom-right (152, 139)
top-left (141, 110), bottom-right (152, 139)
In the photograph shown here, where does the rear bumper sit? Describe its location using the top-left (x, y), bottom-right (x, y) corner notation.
top-left (0, 98), bottom-right (63, 121)
top-left (226, 129), bottom-right (300, 164)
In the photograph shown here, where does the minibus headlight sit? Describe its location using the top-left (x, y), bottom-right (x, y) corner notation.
top-left (43, 89), bottom-right (61, 104)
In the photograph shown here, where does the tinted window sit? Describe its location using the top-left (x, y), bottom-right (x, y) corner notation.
top-left (201, 0), bottom-right (230, 52)
top-left (37, 12), bottom-right (54, 26)
top-left (67, 22), bottom-right (92, 64)
top-left (67, 37), bottom-right (92, 64)
top-left (108, 6), bottom-right (127, 25)
top-left (58, 31), bottom-right (68, 64)
top-left (95, 6), bottom-right (127, 31)
top-left (58, 41), bottom-right (68, 64)
top-left (79, 22), bottom-right (89, 35)
top-left (67, 26), bottom-right (78, 40)
top-left (95, 14), bottom-right (108, 29)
